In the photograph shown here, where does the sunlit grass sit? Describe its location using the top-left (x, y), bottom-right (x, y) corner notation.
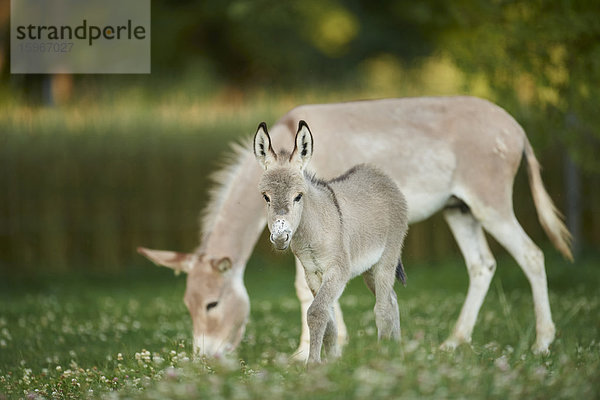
top-left (1, 253), bottom-right (599, 399)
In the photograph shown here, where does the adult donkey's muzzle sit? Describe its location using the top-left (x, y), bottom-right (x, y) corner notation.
top-left (270, 219), bottom-right (292, 250)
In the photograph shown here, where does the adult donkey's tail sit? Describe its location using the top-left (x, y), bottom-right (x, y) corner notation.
top-left (524, 139), bottom-right (573, 261)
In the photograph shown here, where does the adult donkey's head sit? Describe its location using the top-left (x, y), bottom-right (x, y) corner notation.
top-left (136, 247), bottom-right (249, 358)
top-left (254, 120), bottom-right (313, 251)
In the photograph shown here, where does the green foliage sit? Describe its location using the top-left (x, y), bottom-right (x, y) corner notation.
top-left (1, 254), bottom-right (599, 399)
top-left (423, 0), bottom-right (600, 171)
top-left (134, 0), bottom-right (439, 85)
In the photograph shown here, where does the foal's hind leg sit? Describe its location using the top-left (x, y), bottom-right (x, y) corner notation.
top-left (440, 208), bottom-right (497, 350)
top-left (370, 260), bottom-right (401, 340)
top-left (481, 212), bottom-right (555, 354)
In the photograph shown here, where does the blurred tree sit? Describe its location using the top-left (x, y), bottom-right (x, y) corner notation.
top-left (419, 0), bottom-right (600, 172)
top-left (150, 0), bottom-right (436, 85)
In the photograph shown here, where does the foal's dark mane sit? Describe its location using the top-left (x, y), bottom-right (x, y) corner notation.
top-left (304, 164), bottom-right (364, 188)
top-left (302, 165), bottom-right (365, 227)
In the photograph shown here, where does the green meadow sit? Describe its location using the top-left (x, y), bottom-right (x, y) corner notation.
top-left (1, 252), bottom-right (598, 399)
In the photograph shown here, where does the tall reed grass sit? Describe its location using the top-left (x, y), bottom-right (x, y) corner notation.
top-left (0, 94), bottom-right (594, 274)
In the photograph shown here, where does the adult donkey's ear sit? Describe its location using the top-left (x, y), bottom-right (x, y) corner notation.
top-left (253, 122), bottom-right (277, 170)
top-left (137, 247), bottom-right (197, 274)
top-left (291, 120), bottom-right (313, 171)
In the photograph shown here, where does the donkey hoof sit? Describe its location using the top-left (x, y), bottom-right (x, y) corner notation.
top-left (439, 339), bottom-right (459, 351)
top-left (290, 340), bottom-right (310, 362)
top-left (291, 349), bottom-right (309, 363)
top-left (324, 346), bottom-right (342, 361)
top-left (306, 357), bottom-right (322, 366)
top-left (531, 341), bottom-right (551, 355)
top-left (440, 335), bottom-right (470, 352)
top-left (532, 325), bottom-right (555, 355)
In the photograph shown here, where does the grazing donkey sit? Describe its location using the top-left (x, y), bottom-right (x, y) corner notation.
top-left (253, 120), bottom-right (409, 363)
top-left (138, 96), bottom-right (571, 358)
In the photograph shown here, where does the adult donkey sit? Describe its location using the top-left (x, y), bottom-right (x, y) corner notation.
top-left (138, 96), bottom-right (571, 358)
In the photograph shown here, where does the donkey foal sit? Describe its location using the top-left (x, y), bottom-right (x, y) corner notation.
top-left (254, 120), bottom-right (409, 363)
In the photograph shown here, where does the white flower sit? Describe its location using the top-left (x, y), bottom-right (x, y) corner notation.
top-left (165, 367), bottom-right (179, 380)
top-left (494, 355), bottom-right (510, 372)
top-left (153, 355), bottom-right (164, 365)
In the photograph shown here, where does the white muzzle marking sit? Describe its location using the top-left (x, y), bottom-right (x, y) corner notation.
top-left (270, 219), bottom-right (292, 249)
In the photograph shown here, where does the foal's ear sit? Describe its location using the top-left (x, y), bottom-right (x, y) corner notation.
top-left (253, 122), bottom-right (277, 170)
top-left (291, 120), bottom-right (313, 170)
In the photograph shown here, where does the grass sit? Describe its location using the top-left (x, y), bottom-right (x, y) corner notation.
top-left (1, 252), bottom-right (599, 399)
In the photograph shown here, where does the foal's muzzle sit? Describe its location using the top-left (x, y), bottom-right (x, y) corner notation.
top-left (270, 219), bottom-right (292, 250)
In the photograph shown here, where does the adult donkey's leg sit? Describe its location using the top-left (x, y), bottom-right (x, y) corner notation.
top-left (481, 212), bottom-right (555, 354)
top-left (293, 257), bottom-right (347, 361)
top-left (440, 208), bottom-right (497, 350)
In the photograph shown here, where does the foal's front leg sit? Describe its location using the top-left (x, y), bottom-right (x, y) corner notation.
top-left (293, 258), bottom-right (348, 361)
top-left (322, 306), bottom-right (340, 359)
top-left (307, 269), bottom-right (347, 364)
